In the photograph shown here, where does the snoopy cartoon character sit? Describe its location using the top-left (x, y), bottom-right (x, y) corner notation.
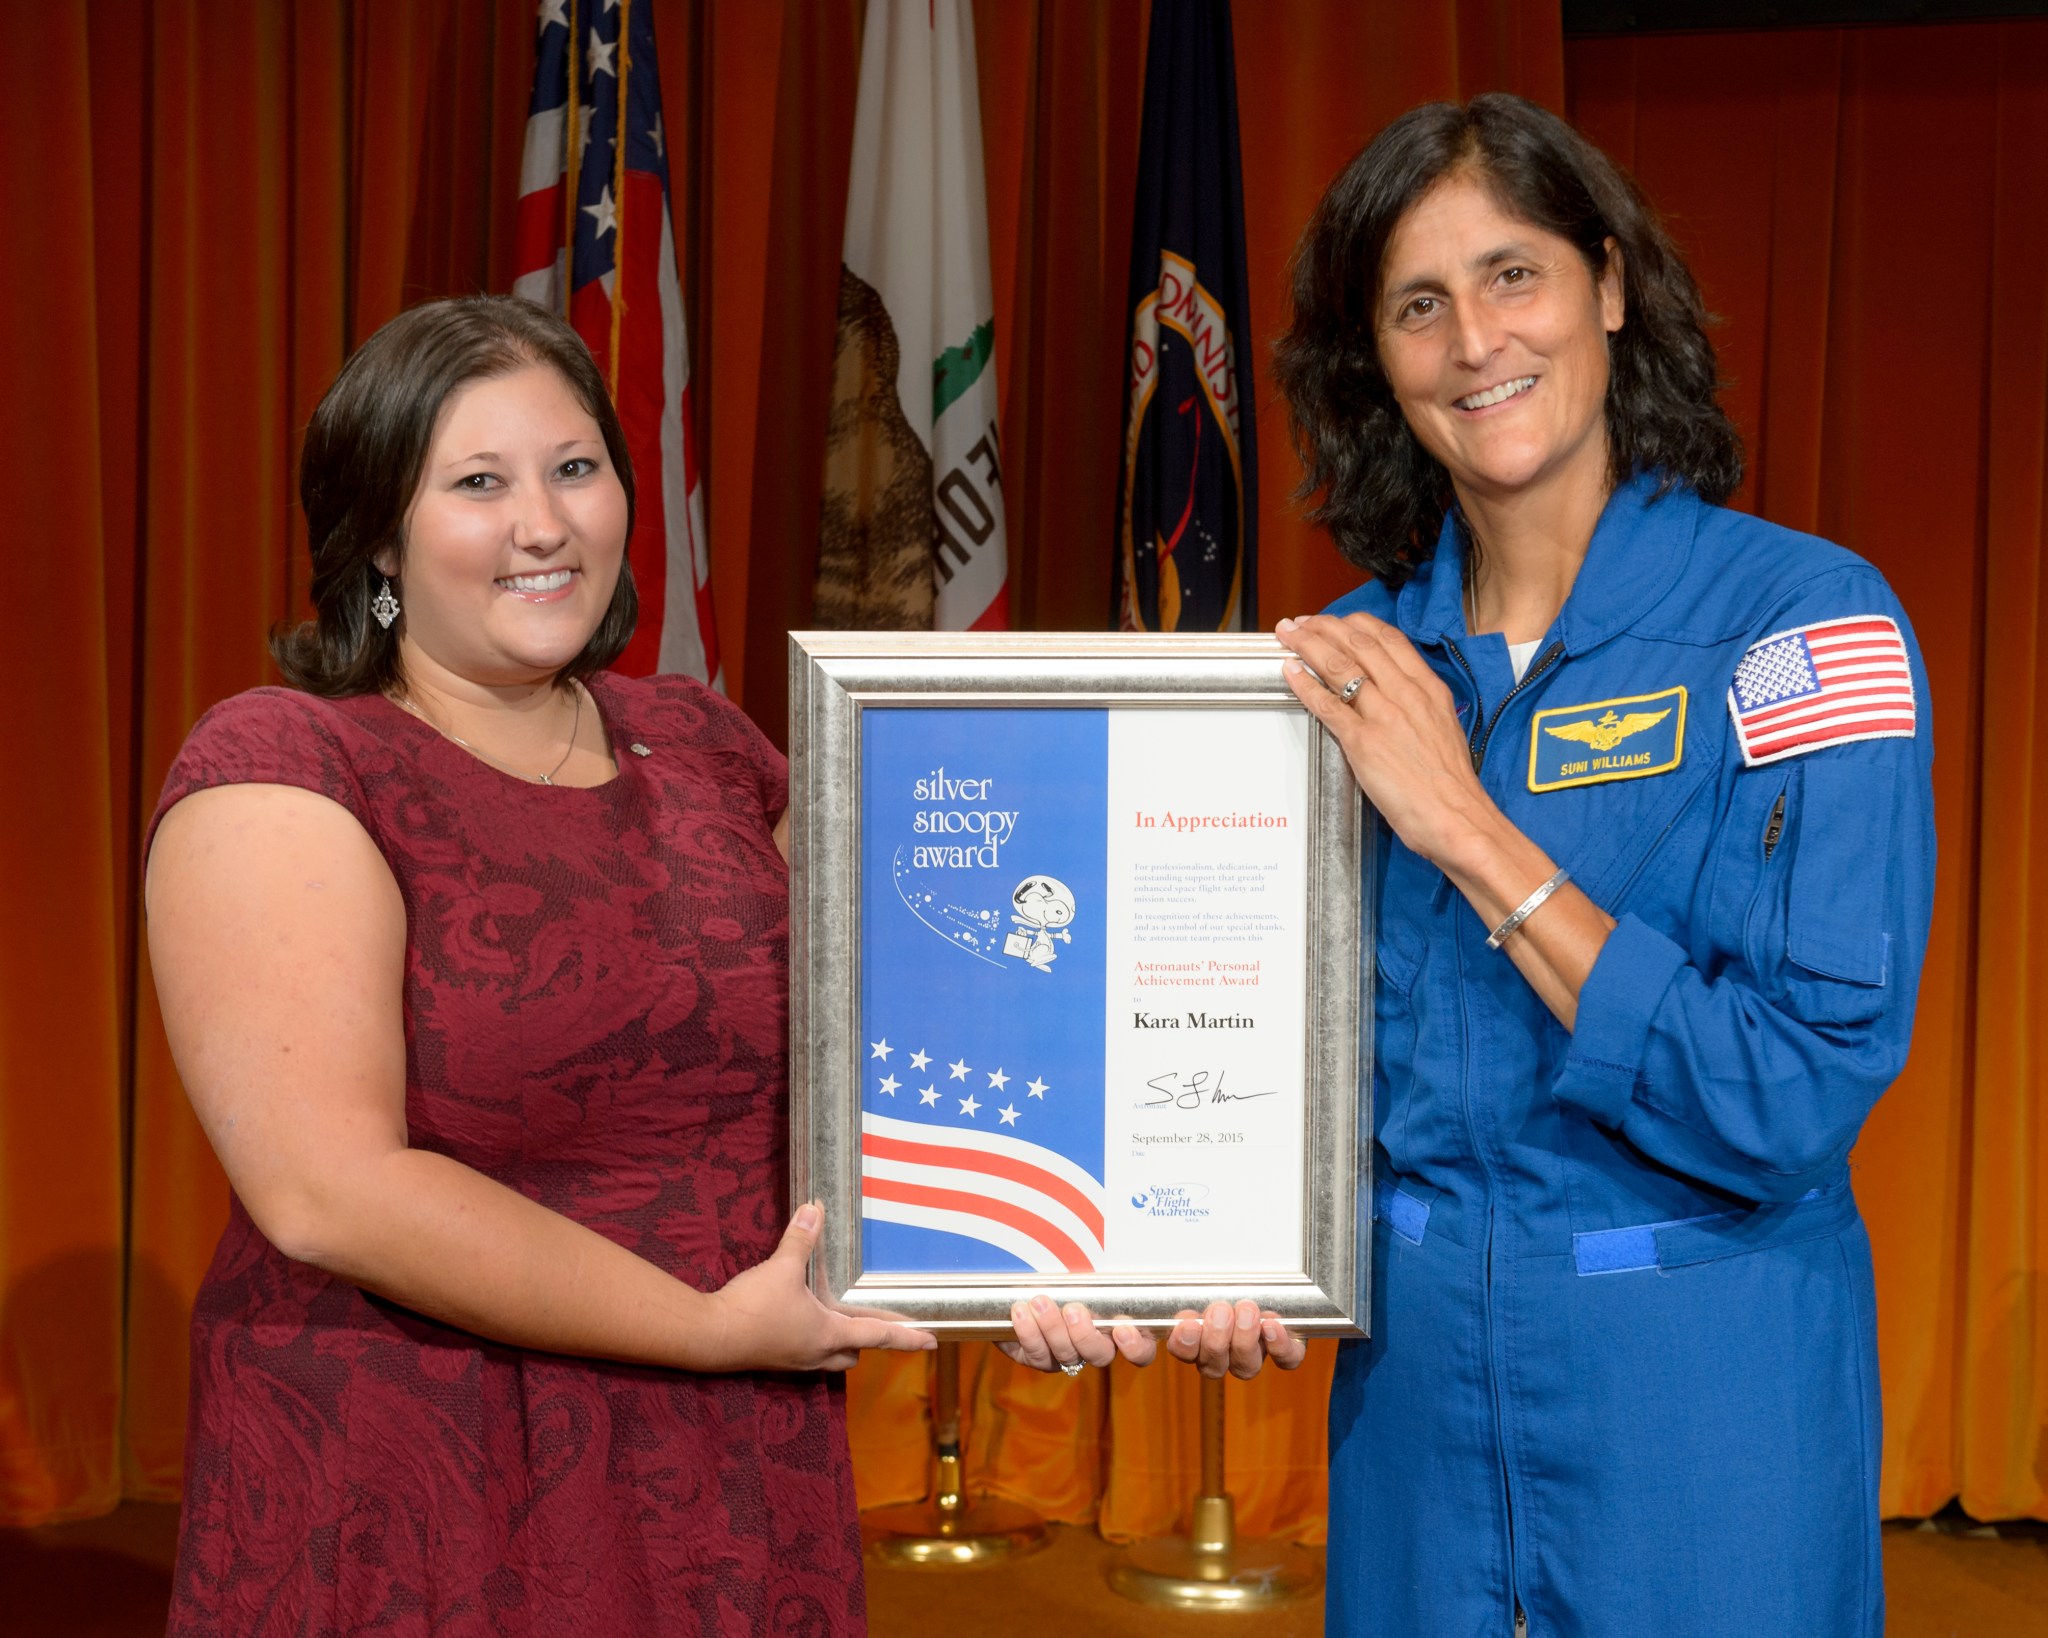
top-left (1003, 875), bottom-right (1076, 973)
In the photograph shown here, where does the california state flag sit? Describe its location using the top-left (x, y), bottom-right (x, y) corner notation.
top-left (816, 0), bottom-right (1009, 631)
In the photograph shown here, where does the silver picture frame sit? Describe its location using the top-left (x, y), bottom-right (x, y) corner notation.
top-left (788, 630), bottom-right (1371, 1339)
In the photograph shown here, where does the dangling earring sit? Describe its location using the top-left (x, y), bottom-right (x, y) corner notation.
top-left (371, 577), bottom-right (400, 630)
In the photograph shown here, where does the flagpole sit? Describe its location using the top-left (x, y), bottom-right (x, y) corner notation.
top-left (861, 1341), bottom-right (1048, 1567)
top-left (1107, 1374), bottom-right (1320, 1610)
top-left (561, 0), bottom-right (582, 321)
top-left (607, 0), bottom-right (631, 398)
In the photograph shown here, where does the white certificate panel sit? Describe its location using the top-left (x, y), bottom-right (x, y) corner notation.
top-left (1102, 710), bottom-right (1308, 1273)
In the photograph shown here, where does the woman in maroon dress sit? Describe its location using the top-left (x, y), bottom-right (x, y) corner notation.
top-left (145, 295), bottom-right (934, 1636)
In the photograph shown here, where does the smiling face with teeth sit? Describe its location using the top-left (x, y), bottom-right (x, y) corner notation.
top-left (1376, 172), bottom-right (1626, 516)
top-left (377, 362), bottom-right (629, 692)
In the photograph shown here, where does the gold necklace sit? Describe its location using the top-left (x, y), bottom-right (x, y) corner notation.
top-left (394, 684), bottom-right (585, 785)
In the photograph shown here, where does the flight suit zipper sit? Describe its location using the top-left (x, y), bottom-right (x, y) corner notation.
top-left (1450, 920), bottom-right (1520, 1629)
top-left (1441, 634), bottom-right (1564, 1634)
top-left (1447, 640), bottom-right (1567, 770)
top-left (1763, 791), bottom-right (1788, 860)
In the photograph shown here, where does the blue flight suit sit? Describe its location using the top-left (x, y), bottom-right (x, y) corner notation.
top-left (1323, 473), bottom-right (1935, 1637)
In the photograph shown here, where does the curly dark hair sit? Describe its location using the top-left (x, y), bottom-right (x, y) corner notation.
top-left (274, 294), bottom-right (638, 697)
top-left (1273, 94), bottom-right (1743, 585)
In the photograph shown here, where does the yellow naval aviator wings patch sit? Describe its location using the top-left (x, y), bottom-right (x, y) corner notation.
top-left (1528, 685), bottom-right (1688, 791)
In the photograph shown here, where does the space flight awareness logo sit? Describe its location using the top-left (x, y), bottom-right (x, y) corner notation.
top-left (1129, 1182), bottom-right (1212, 1222)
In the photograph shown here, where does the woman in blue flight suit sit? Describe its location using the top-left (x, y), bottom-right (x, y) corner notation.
top-left (1201, 96), bottom-right (1933, 1636)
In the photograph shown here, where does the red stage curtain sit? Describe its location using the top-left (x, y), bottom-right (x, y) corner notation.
top-left (1568, 17), bottom-right (2048, 1524)
top-left (2, 1), bottom-right (126, 1527)
top-left (4, 0), bottom-right (2042, 1536)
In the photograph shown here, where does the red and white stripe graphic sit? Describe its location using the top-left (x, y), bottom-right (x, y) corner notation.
top-left (1728, 614), bottom-right (1916, 766)
top-left (859, 1110), bottom-right (1106, 1274)
top-left (509, 1), bottom-right (721, 687)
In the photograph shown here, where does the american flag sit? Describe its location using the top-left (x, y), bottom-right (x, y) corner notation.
top-left (1728, 614), bottom-right (1916, 767)
top-left (859, 1044), bottom-right (1106, 1274)
top-left (511, 0), bottom-right (721, 687)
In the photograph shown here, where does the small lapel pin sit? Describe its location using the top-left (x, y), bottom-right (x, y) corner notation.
top-left (629, 743), bottom-right (652, 757)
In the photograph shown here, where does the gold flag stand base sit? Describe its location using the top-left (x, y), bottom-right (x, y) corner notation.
top-left (862, 1342), bottom-right (1049, 1568)
top-left (1107, 1376), bottom-right (1322, 1611)
top-left (862, 1451), bottom-right (1050, 1567)
top-left (1107, 1493), bottom-right (1322, 1610)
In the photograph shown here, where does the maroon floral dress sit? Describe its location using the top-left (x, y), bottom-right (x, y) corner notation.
top-left (149, 674), bottom-right (865, 1637)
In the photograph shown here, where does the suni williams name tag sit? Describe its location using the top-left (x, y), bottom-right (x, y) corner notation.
top-left (1527, 686), bottom-right (1687, 792)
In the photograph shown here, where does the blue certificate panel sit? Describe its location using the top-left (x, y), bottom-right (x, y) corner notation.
top-left (859, 708), bottom-right (1110, 1275)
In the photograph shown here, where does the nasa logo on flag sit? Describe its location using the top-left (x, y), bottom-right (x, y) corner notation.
top-left (1121, 252), bottom-right (1249, 633)
top-left (1728, 615), bottom-right (1916, 767)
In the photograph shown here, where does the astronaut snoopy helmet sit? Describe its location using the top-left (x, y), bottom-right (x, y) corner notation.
top-left (1010, 875), bottom-right (1076, 928)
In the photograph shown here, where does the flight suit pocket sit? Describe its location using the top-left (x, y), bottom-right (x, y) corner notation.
top-left (1761, 759), bottom-right (1894, 1025)
top-left (1647, 1173), bottom-right (1856, 1270)
top-left (1371, 825), bottom-right (1431, 1001)
top-left (1371, 832), bottom-right (1430, 1162)
top-left (1569, 1176), bottom-right (1856, 1275)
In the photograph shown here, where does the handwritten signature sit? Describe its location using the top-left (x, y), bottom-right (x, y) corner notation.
top-left (1139, 1069), bottom-right (1280, 1112)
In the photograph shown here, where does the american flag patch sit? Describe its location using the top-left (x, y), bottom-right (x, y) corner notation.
top-left (1728, 615), bottom-right (1916, 767)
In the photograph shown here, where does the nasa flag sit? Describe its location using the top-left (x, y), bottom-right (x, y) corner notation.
top-left (1114, 0), bottom-right (1259, 633)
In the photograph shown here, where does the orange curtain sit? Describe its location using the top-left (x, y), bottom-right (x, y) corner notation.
top-left (3, 2), bottom-right (126, 1528)
top-left (6, 0), bottom-right (2041, 1538)
top-left (1566, 19), bottom-right (2048, 1520)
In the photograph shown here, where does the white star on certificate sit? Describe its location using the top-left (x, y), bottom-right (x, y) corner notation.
top-left (919, 1085), bottom-right (938, 1106)
top-left (587, 29), bottom-right (618, 78)
top-left (1026, 1078), bottom-right (1049, 1099)
top-left (998, 1104), bottom-right (1020, 1126)
top-left (870, 1039), bottom-right (892, 1060)
top-left (948, 1058), bottom-right (971, 1081)
top-left (877, 1074), bottom-right (900, 1096)
top-left (958, 1093), bottom-right (981, 1118)
top-left (582, 184), bottom-right (617, 242)
top-left (987, 1067), bottom-right (1010, 1092)
top-left (909, 1049), bottom-right (931, 1071)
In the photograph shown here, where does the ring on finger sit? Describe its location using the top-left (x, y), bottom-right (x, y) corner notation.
top-left (1059, 1359), bottom-right (1084, 1377)
top-left (1338, 675), bottom-right (1365, 704)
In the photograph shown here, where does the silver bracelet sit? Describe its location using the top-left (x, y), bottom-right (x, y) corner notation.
top-left (1486, 867), bottom-right (1570, 951)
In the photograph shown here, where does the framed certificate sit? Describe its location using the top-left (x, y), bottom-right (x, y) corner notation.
top-left (788, 632), bottom-right (1370, 1338)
